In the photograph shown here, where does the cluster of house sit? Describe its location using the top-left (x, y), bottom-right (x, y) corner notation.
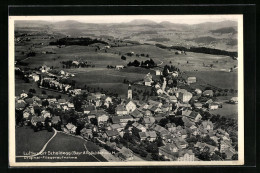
top-left (15, 94), bottom-right (65, 127)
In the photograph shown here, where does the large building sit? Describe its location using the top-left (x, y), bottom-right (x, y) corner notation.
top-left (144, 73), bottom-right (153, 86)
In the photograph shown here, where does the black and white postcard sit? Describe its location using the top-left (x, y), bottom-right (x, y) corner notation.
top-left (9, 15), bottom-right (244, 166)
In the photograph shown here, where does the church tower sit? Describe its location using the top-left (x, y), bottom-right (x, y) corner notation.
top-left (127, 84), bottom-right (132, 99)
top-left (162, 77), bottom-right (167, 92)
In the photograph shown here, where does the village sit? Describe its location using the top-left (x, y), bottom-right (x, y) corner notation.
top-left (15, 60), bottom-right (239, 162)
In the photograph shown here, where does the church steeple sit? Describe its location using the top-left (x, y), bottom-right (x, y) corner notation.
top-left (128, 84), bottom-right (132, 99)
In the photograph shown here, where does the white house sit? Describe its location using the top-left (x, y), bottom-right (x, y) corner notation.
top-left (115, 65), bottom-right (124, 70)
top-left (144, 73), bottom-right (153, 86)
top-left (155, 70), bottom-right (162, 76)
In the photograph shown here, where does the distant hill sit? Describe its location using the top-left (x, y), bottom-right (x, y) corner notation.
top-left (14, 19), bottom-right (238, 51)
top-left (159, 21), bottom-right (190, 30)
top-left (191, 20), bottom-right (237, 30)
top-left (126, 19), bottom-right (158, 25)
top-left (210, 27), bottom-right (237, 34)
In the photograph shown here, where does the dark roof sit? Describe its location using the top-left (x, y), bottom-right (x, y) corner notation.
top-left (130, 109), bottom-right (143, 118)
top-left (111, 116), bottom-right (121, 124)
top-left (24, 98), bottom-right (34, 104)
top-left (189, 111), bottom-right (200, 118)
top-left (139, 132), bottom-right (147, 138)
top-left (84, 105), bottom-right (95, 111)
top-left (16, 101), bottom-right (27, 109)
top-left (31, 116), bottom-right (45, 122)
top-left (58, 99), bottom-right (66, 104)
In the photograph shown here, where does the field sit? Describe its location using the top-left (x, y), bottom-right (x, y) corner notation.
top-left (16, 126), bottom-right (54, 156)
top-left (209, 103), bottom-right (238, 119)
top-left (68, 67), bottom-right (157, 97)
top-left (183, 71), bottom-right (238, 89)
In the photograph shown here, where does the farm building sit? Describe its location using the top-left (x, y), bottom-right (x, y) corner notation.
top-left (203, 90), bottom-right (214, 97)
top-left (144, 73), bottom-right (153, 86)
top-left (195, 88), bottom-right (202, 95)
top-left (187, 77), bottom-right (196, 84)
top-left (155, 70), bottom-right (162, 76)
top-left (115, 65), bottom-right (124, 70)
top-left (230, 97), bottom-right (238, 104)
top-left (172, 71), bottom-right (179, 78)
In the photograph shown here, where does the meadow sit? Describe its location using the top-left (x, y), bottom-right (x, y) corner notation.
top-left (16, 126), bottom-right (54, 156)
top-left (183, 71), bottom-right (238, 89)
top-left (209, 103), bottom-right (238, 120)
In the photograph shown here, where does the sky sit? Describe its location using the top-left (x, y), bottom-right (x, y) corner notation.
top-left (11, 15), bottom-right (240, 24)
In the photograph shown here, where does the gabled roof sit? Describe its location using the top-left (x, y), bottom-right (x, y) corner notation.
top-left (16, 101), bottom-right (27, 109)
top-left (31, 116), bottom-right (45, 122)
top-left (80, 128), bottom-right (92, 134)
top-left (106, 130), bottom-right (119, 137)
top-left (139, 132), bottom-right (147, 138)
top-left (116, 105), bottom-right (127, 112)
top-left (24, 98), bottom-right (34, 104)
top-left (143, 117), bottom-right (155, 125)
top-left (189, 111), bottom-right (201, 118)
top-left (178, 149), bottom-right (194, 157)
top-left (203, 90), bottom-right (213, 96)
top-left (130, 109), bottom-right (143, 118)
top-left (202, 120), bottom-right (214, 129)
top-left (51, 116), bottom-right (61, 123)
top-left (110, 124), bottom-right (122, 130)
top-left (66, 123), bottom-right (76, 130)
top-left (182, 110), bottom-right (192, 116)
top-left (58, 99), bottom-right (66, 104)
top-left (146, 131), bottom-right (157, 138)
top-left (126, 100), bottom-right (136, 106)
top-left (120, 147), bottom-right (132, 157)
top-left (84, 105), bottom-right (95, 111)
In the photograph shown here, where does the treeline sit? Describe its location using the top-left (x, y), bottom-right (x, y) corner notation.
top-left (127, 59), bottom-right (157, 68)
top-left (155, 44), bottom-right (238, 57)
top-left (49, 37), bottom-right (108, 46)
top-left (61, 60), bottom-right (93, 68)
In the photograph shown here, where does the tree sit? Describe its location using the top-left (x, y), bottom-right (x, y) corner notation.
top-left (158, 118), bottom-right (168, 127)
top-left (151, 153), bottom-right (159, 160)
top-left (90, 118), bottom-right (98, 126)
top-left (163, 65), bottom-right (169, 77)
top-left (29, 88), bottom-right (36, 93)
top-left (121, 55), bottom-right (126, 60)
top-left (45, 117), bottom-right (52, 132)
top-left (221, 153), bottom-right (227, 160)
top-left (42, 99), bottom-right (49, 107)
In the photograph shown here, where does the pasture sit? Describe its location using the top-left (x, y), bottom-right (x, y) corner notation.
top-left (209, 103), bottom-right (238, 120)
top-left (183, 71), bottom-right (238, 89)
top-left (16, 126), bottom-right (54, 156)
